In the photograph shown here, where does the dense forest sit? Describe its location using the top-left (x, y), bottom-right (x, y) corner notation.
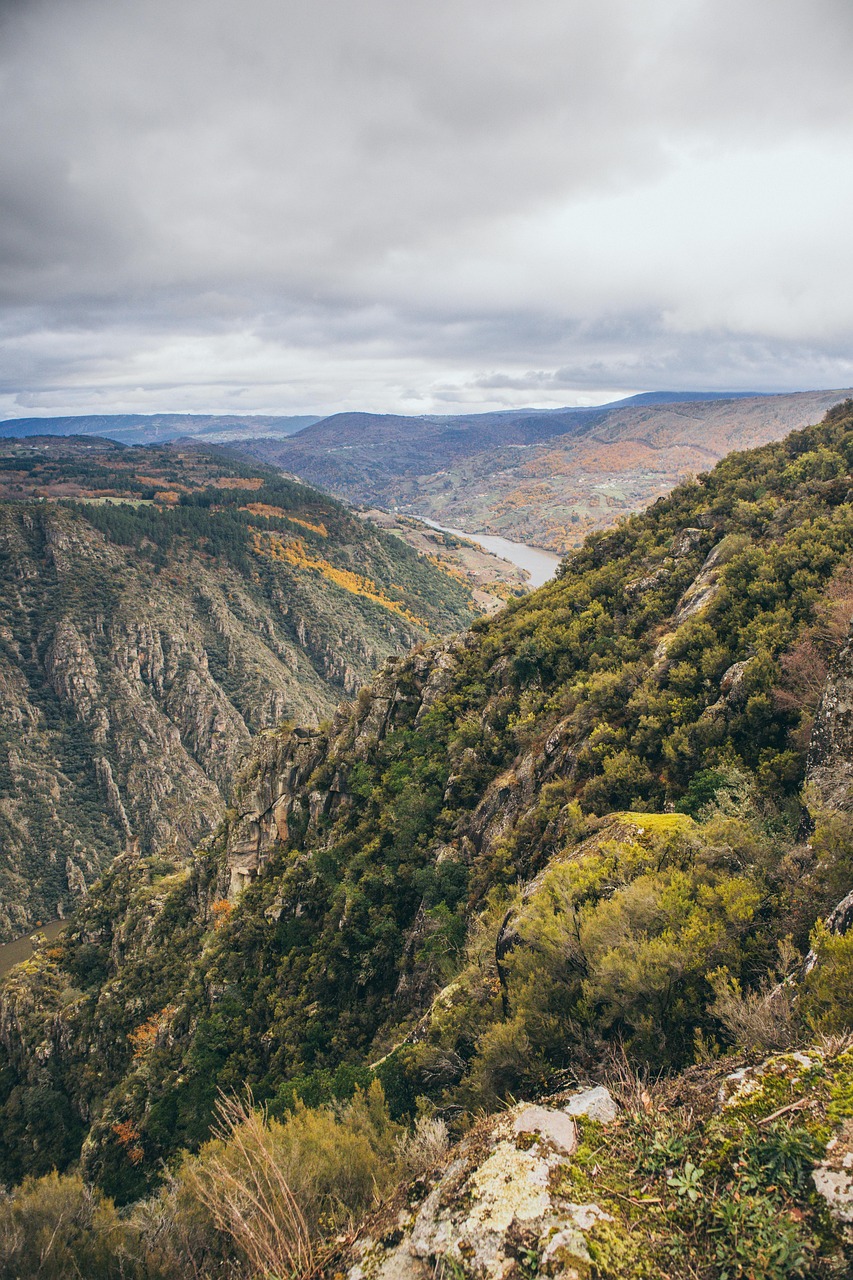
top-left (4, 409), bottom-right (853, 1275)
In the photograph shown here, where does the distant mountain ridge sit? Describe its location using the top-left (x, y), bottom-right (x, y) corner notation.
top-left (6, 391), bottom-right (852, 554)
top-left (243, 388), bottom-right (853, 551)
top-left (0, 390), bottom-right (776, 448)
top-left (0, 413), bottom-right (319, 446)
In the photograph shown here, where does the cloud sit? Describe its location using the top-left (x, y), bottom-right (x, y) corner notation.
top-left (1, 0), bottom-right (852, 415)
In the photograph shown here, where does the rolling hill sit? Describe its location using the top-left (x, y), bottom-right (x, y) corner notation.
top-left (0, 413), bottom-right (319, 446)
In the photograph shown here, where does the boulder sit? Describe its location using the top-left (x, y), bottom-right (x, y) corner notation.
top-left (563, 1085), bottom-right (619, 1125)
top-left (513, 1105), bottom-right (577, 1153)
top-left (349, 1103), bottom-right (611, 1280)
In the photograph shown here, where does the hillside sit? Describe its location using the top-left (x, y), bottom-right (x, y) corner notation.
top-left (0, 438), bottom-right (479, 940)
top-left (244, 388), bottom-right (853, 551)
top-left (5, 405), bottom-right (853, 1273)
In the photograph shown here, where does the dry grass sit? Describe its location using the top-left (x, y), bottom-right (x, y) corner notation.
top-left (709, 940), bottom-right (802, 1055)
top-left (600, 1039), bottom-right (668, 1116)
top-left (394, 1115), bottom-right (449, 1179)
top-left (183, 1092), bottom-right (313, 1280)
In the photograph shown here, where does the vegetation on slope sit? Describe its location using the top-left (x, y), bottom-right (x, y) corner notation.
top-left (2, 1045), bottom-right (853, 1277)
top-left (4, 407), bottom-right (853, 1273)
top-left (0, 439), bottom-right (477, 939)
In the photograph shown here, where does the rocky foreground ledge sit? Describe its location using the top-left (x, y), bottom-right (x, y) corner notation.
top-left (339, 1050), bottom-right (853, 1280)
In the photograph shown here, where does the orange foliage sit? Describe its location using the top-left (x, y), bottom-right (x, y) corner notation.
top-left (252, 532), bottom-right (427, 628)
top-left (137, 474), bottom-right (187, 490)
top-left (112, 1120), bottom-right (145, 1165)
top-left (426, 553), bottom-right (468, 585)
top-left (492, 483), bottom-right (552, 514)
top-left (286, 514), bottom-right (329, 537)
top-left (213, 476), bottom-right (265, 490)
top-left (211, 898), bottom-right (233, 929)
top-left (128, 1006), bottom-right (176, 1059)
top-left (241, 504), bottom-right (328, 536)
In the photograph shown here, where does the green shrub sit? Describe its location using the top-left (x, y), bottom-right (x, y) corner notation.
top-left (0, 1171), bottom-right (153, 1280)
top-left (802, 921), bottom-right (853, 1033)
top-left (471, 824), bottom-right (761, 1085)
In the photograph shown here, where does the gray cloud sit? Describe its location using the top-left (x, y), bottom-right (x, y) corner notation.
top-left (1, 0), bottom-right (852, 416)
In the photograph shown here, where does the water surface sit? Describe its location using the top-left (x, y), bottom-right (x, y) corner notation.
top-left (417, 518), bottom-right (561, 588)
top-left (0, 918), bottom-right (70, 980)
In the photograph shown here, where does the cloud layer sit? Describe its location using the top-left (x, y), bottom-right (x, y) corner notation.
top-left (2, 0), bottom-right (852, 416)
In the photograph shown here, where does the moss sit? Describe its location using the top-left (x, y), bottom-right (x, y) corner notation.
top-left (585, 1221), bottom-right (667, 1279)
top-left (545, 1049), bottom-right (853, 1276)
top-left (718, 1051), bottom-right (829, 1125)
top-left (608, 811), bottom-right (695, 835)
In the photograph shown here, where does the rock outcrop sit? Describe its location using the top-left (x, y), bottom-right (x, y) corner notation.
top-left (807, 620), bottom-right (853, 814)
top-left (348, 1089), bottom-right (619, 1280)
top-left (813, 1121), bottom-right (853, 1242)
top-left (0, 493), bottom-right (472, 940)
top-left (225, 638), bottom-right (477, 892)
top-left (671, 536), bottom-right (732, 625)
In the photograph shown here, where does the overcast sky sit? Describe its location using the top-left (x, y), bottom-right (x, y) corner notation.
top-left (1, 0), bottom-right (852, 418)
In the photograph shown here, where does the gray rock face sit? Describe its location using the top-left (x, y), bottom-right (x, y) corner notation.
top-left (563, 1085), bottom-right (619, 1125)
top-left (0, 501), bottom-right (457, 939)
top-left (671, 538), bottom-right (730, 626)
top-left (671, 527), bottom-right (706, 557)
top-left (352, 1103), bottom-right (612, 1280)
top-left (807, 622), bottom-right (853, 813)
top-left (225, 637), bottom-right (475, 893)
top-left (512, 1105), bottom-right (577, 1154)
top-left (623, 528), bottom-right (708, 600)
top-left (702, 658), bottom-right (753, 720)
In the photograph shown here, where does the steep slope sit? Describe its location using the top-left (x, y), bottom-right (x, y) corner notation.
top-left (0, 439), bottom-right (477, 940)
top-left (245, 388), bottom-right (853, 551)
top-left (5, 403), bottom-right (853, 1203)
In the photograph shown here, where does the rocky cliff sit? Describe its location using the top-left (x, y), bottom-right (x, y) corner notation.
top-left (0, 440), bottom-right (478, 940)
top-left (807, 621), bottom-right (853, 814)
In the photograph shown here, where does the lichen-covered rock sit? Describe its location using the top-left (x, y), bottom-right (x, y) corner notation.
top-left (350, 1103), bottom-right (610, 1280)
top-left (719, 1049), bottom-right (824, 1110)
top-left (512, 1105), bottom-right (577, 1153)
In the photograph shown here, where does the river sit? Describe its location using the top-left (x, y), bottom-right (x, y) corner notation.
top-left (0, 918), bottom-right (70, 980)
top-left (416, 517), bottom-right (561, 588)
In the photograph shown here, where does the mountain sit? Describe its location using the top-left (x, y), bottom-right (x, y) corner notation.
top-left (0, 437), bottom-right (480, 941)
top-left (8, 392), bottom-right (851, 556)
top-left (243, 387), bottom-right (853, 551)
top-left (4, 400), bottom-right (853, 1188)
top-left (614, 389), bottom-right (775, 405)
top-left (4, 405), bottom-right (853, 1273)
top-left (0, 413), bottom-right (320, 446)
